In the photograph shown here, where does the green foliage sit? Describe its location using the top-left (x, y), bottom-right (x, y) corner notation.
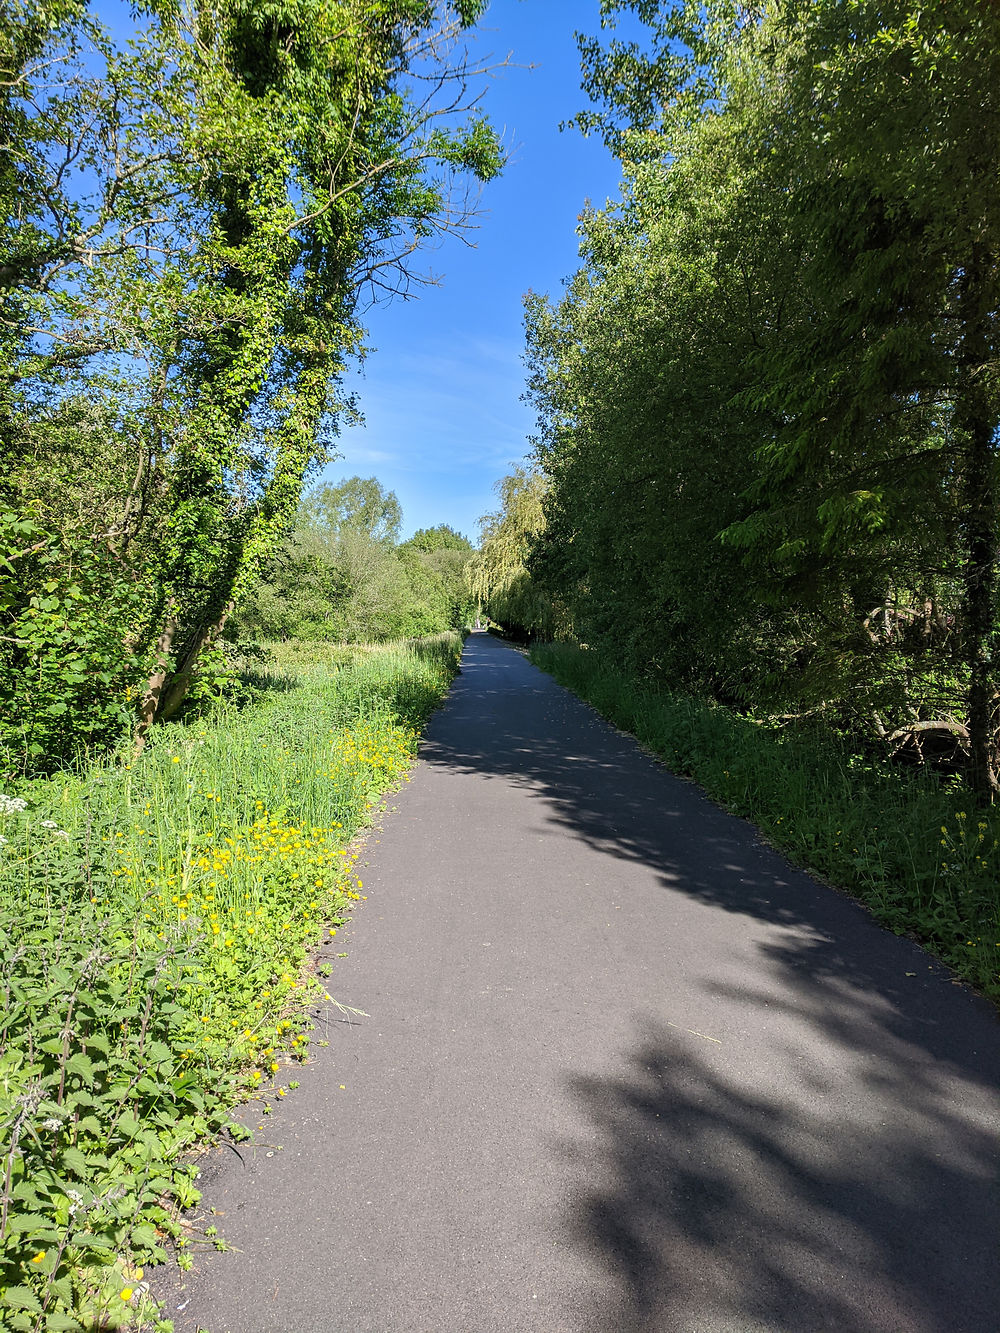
top-left (399, 525), bottom-right (477, 629)
top-left (532, 642), bottom-right (1000, 1004)
top-left (0, 633), bottom-right (462, 1326)
top-left (235, 480), bottom-right (474, 642)
top-left (232, 542), bottom-right (350, 642)
top-left (467, 468), bottom-right (569, 639)
top-left (0, 513), bottom-right (152, 780)
top-left (0, 886), bottom-right (234, 1331)
top-left (3, 1), bottom-right (504, 770)
top-left (513, 0), bottom-right (1000, 796)
top-left (299, 478), bottom-right (403, 547)
top-left (404, 524), bottom-right (472, 554)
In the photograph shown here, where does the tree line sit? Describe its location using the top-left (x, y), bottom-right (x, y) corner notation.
top-left (478, 0), bottom-right (1000, 799)
top-left (1, 0), bottom-right (500, 778)
top-left (237, 476), bottom-right (476, 643)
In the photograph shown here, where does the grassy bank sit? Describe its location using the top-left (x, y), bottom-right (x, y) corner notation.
top-left (0, 633), bottom-right (462, 1333)
top-left (531, 642), bottom-right (1000, 1007)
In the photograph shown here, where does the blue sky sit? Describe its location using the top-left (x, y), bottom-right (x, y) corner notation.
top-left (328, 2), bottom-right (630, 541)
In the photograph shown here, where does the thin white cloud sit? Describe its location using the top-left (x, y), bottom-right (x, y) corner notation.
top-left (339, 444), bottom-right (401, 465)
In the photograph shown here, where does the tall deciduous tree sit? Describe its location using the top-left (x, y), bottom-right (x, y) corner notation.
top-left (2, 1), bottom-right (505, 769)
top-left (524, 0), bottom-right (1000, 795)
top-left (300, 477), bottom-right (404, 547)
top-left (730, 0), bottom-right (1000, 796)
top-left (468, 467), bottom-right (569, 639)
top-left (233, 478), bottom-right (467, 642)
top-left (400, 524), bottom-right (476, 628)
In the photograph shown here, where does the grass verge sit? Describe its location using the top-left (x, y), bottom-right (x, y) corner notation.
top-left (0, 633), bottom-right (462, 1333)
top-left (530, 642), bottom-right (999, 1007)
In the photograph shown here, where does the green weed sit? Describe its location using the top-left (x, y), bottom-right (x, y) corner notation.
top-left (0, 634), bottom-right (461, 1331)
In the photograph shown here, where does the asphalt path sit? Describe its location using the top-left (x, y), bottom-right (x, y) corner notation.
top-left (153, 632), bottom-right (1000, 1333)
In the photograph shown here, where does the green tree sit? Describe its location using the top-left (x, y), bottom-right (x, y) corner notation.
top-left (2, 1), bottom-right (505, 770)
top-left (300, 477), bottom-right (403, 546)
top-left (524, 0), bottom-right (999, 794)
top-left (718, 0), bottom-right (1000, 796)
top-left (400, 524), bottom-right (476, 628)
top-left (235, 479), bottom-right (466, 642)
top-left (469, 468), bottom-right (568, 639)
top-left (406, 524), bottom-right (473, 553)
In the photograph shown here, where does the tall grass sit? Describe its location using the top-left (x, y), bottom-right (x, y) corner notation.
top-left (531, 642), bottom-right (1000, 1006)
top-left (0, 633), bottom-right (462, 1332)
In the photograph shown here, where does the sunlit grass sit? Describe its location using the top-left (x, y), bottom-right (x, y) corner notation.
top-left (0, 632), bottom-right (461, 1329)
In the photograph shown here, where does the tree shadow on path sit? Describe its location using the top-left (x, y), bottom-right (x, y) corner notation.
top-left (564, 1015), bottom-right (997, 1333)
top-left (423, 636), bottom-right (1000, 1332)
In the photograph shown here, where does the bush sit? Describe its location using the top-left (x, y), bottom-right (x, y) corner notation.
top-left (0, 513), bottom-right (152, 781)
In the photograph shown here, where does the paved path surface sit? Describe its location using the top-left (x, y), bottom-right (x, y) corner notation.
top-left (153, 633), bottom-right (1000, 1333)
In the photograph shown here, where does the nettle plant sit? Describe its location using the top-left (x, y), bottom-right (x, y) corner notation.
top-left (0, 798), bottom-right (243, 1331)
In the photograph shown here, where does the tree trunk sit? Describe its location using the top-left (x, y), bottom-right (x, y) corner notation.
top-left (154, 603), bottom-right (233, 725)
top-left (957, 243), bottom-right (999, 802)
top-left (134, 601), bottom-right (179, 754)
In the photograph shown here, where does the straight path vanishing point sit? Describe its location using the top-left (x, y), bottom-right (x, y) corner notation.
top-left (154, 632), bottom-right (1000, 1333)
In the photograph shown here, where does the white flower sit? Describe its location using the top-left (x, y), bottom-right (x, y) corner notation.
top-left (0, 795), bottom-right (27, 814)
top-left (0, 835), bottom-right (7, 848)
top-left (40, 819), bottom-right (57, 829)
top-left (41, 1118), bottom-right (61, 1131)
